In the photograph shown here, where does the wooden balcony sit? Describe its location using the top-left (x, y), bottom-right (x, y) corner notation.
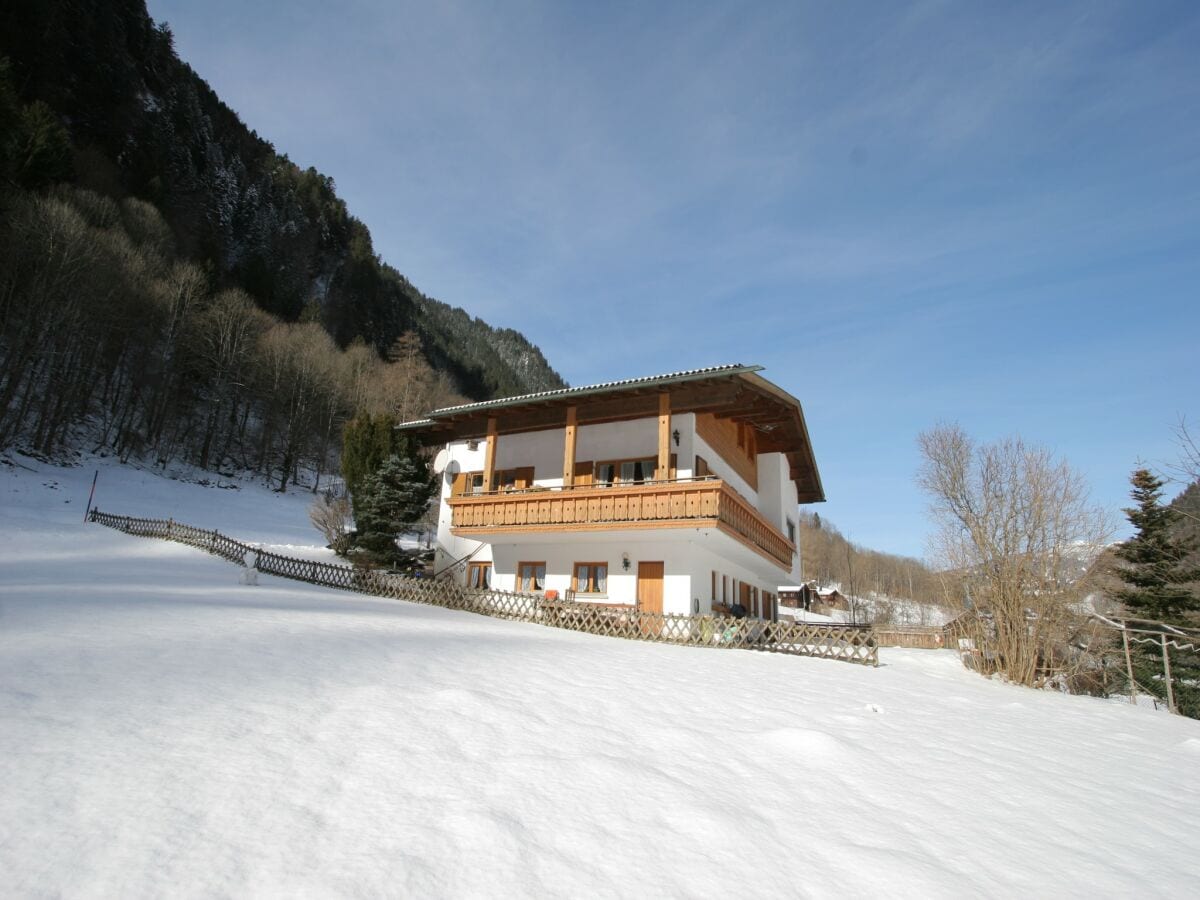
top-left (448, 478), bottom-right (795, 568)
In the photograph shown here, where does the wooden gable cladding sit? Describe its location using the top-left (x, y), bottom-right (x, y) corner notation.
top-left (695, 413), bottom-right (758, 491)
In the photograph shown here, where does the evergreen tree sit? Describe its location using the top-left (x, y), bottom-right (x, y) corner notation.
top-left (1114, 469), bottom-right (1200, 623)
top-left (351, 453), bottom-right (434, 566)
top-left (341, 414), bottom-right (405, 497)
top-left (1113, 469), bottom-right (1200, 718)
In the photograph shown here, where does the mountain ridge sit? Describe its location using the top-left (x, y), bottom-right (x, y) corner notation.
top-left (0, 0), bottom-right (565, 401)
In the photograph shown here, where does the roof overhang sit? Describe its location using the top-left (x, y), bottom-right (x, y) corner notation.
top-left (398, 364), bottom-right (825, 503)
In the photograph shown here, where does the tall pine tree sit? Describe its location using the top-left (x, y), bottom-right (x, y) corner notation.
top-left (1114, 469), bottom-right (1199, 718)
top-left (1114, 469), bottom-right (1199, 623)
top-left (351, 453), bottom-right (435, 567)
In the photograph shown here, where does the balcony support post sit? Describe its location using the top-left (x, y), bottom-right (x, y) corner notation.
top-left (657, 392), bottom-right (671, 480)
top-left (562, 405), bottom-right (578, 487)
top-left (483, 416), bottom-right (498, 491)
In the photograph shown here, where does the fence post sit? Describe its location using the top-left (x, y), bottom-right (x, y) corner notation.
top-left (1121, 622), bottom-right (1137, 705)
top-left (1161, 633), bottom-right (1177, 715)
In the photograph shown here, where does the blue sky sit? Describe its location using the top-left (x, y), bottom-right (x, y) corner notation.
top-left (147, 0), bottom-right (1199, 558)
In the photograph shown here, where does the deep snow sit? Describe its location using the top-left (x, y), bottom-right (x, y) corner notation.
top-left (2, 454), bottom-right (1198, 897)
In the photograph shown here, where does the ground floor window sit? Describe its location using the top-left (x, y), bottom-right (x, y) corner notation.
top-left (572, 562), bottom-right (608, 594)
top-left (518, 561), bottom-right (546, 592)
top-left (467, 561), bottom-right (491, 589)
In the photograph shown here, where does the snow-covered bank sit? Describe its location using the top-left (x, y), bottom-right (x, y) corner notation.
top-left (2, 456), bottom-right (1199, 897)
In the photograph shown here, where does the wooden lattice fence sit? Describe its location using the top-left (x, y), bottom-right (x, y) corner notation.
top-left (88, 509), bottom-right (878, 665)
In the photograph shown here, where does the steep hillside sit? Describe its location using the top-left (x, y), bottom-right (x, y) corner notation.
top-left (0, 0), bottom-right (564, 401)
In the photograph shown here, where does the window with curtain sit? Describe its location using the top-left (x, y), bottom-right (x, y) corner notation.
top-left (467, 562), bottom-right (491, 589)
top-left (573, 563), bottom-right (608, 594)
top-left (518, 562), bottom-right (546, 592)
top-left (596, 457), bottom-right (658, 486)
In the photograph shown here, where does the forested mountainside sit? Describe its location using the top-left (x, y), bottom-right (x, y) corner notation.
top-left (0, 0), bottom-right (563, 488)
top-left (0, 0), bottom-right (564, 401)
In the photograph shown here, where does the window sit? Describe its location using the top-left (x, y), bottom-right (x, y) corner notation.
top-left (572, 562), bottom-right (608, 595)
top-left (594, 455), bottom-right (675, 486)
top-left (595, 457), bottom-right (656, 486)
top-left (695, 455), bottom-right (711, 478)
top-left (786, 517), bottom-right (796, 545)
top-left (518, 561), bottom-right (546, 592)
top-left (495, 467), bottom-right (534, 491)
top-left (467, 562), bottom-right (491, 589)
top-left (452, 471), bottom-right (486, 496)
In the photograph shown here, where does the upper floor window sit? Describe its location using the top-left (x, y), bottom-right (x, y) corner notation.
top-left (495, 467), bottom-right (534, 490)
top-left (786, 517), bottom-right (796, 546)
top-left (452, 471), bottom-right (486, 496)
top-left (593, 455), bottom-right (676, 486)
top-left (595, 457), bottom-right (656, 486)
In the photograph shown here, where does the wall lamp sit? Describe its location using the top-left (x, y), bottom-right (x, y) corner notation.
top-left (672, 429), bottom-right (680, 447)
top-left (622, 553), bottom-right (631, 571)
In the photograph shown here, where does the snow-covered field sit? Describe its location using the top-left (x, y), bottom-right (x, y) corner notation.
top-left (3, 454), bottom-right (1199, 897)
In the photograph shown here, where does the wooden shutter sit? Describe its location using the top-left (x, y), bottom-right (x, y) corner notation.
top-left (451, 471), bottom-right (467, 496)
top-left (574, 461), bottom-right (593, 486)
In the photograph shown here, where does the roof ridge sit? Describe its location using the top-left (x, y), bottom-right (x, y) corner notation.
top-left (409, 363), bottom-right (759, 420)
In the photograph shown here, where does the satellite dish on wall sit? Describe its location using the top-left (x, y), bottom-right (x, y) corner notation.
top-left (433, 449), bottom-right (451, 474)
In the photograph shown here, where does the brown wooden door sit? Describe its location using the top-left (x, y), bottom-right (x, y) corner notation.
top-left (637, 562), bottom-right (664, 614)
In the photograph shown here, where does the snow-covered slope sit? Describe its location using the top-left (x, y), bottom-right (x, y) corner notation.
top-left (2, 455), bottom-right (1198, 897)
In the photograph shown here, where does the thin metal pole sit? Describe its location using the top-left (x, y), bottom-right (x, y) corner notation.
top-left (1122, 622), bottom-right (1137, 704)
top-left (1161, 633), bottom-right (1177, 715)
top-left (83, 470), bottom-right (98, 523)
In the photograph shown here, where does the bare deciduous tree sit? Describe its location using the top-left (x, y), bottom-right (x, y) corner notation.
top-left (1173, 416), bottom-right (1200, 482)
top-left (309, 492), bottom-right (353, 555)
top-left (917, 424), bottom-right (1111, 686)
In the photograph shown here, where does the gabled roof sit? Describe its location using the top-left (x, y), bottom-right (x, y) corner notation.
top-left (398, 364), bottom-right (824, 503)
top-left (413, 364), bottom-right (760, 419)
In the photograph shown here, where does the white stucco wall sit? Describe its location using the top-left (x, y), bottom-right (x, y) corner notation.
top-left (575, 417), bottom-right (657, 466)
top-left (482, 530), bottom-right (790, 617)
top-left (431, 414), bottom-right (803, 597)
top-left (494, 429), bottom-right (565, 487)
top-left (432, 440), bottom-right (491, 576)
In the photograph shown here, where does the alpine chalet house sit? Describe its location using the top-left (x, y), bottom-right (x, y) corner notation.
top-left (397, 365), bottom-right (824, 620)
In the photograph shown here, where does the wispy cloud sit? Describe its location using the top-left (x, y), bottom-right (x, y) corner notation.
top-left (148, 0), bottom-right (1200, 555)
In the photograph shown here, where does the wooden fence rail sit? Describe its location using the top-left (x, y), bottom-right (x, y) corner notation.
top-left (88, 508), bottom-right (878, 666)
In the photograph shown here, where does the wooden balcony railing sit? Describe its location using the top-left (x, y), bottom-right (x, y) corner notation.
top-left (448, 478), bottom-right (795, 568)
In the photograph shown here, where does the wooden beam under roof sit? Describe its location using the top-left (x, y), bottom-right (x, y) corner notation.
top-left (400, 366), bottom-right (825, 503)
